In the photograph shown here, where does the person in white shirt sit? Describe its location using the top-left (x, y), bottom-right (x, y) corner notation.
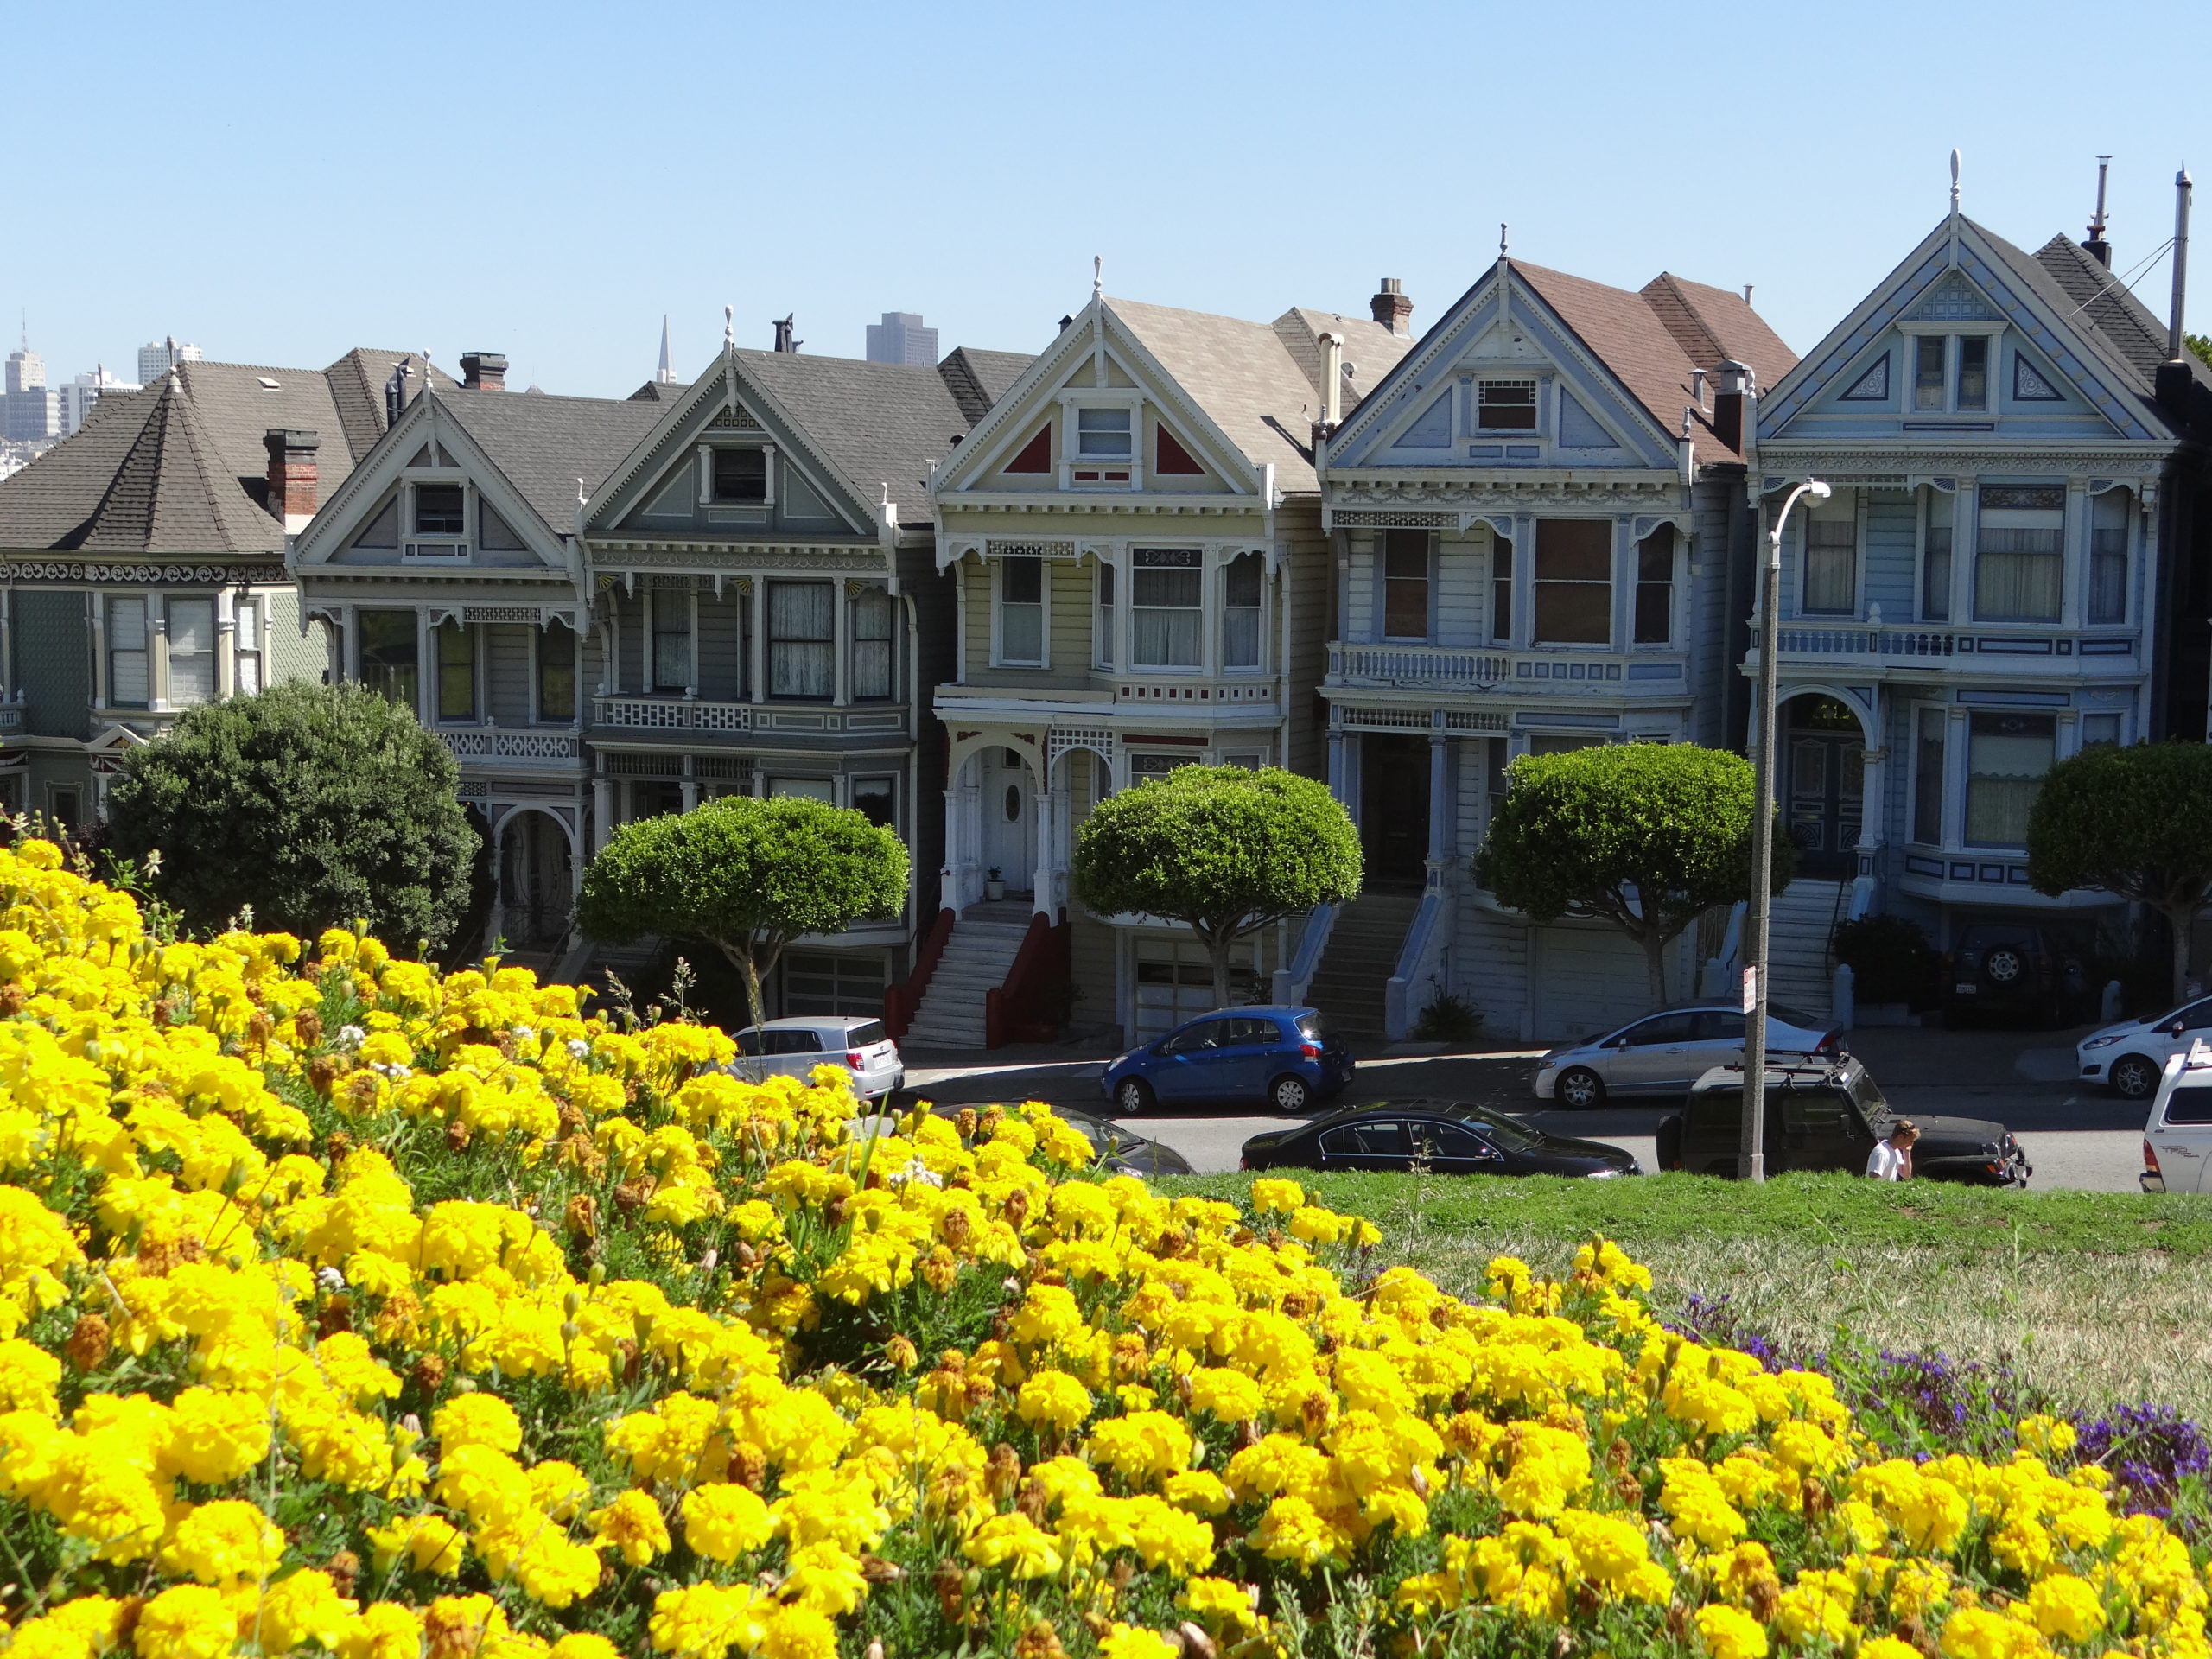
top-left (1866, 1120), bottom-right (1919, 1180)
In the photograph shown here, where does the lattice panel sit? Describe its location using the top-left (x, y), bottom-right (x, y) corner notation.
top-left (986, 538), bottom-right (1078, 560)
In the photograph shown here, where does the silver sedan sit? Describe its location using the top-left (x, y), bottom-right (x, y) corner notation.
top-left (1532, 1002), bottom-right (1844, 1108)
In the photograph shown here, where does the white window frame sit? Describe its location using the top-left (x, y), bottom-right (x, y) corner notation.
top-left (2086, 485), bottom-right (2133, 627)
top-left (1900, 325), bottom-right (2001, 418)
top-left (1916, 486), bottom-right (1957, 623)
top-left (1471, 375), bottom-right (1541, 436)
top-left (1377, 529), bottom-right (1433, 643)
top-left (1222, 550), bottom-right (1268, 671)
top-left (1128, 547), bottom-right (1205, 672)
top-left (105, 593), bottom-right (150, 709)
top-left (991, 556), bottom-right (1049, 669)
top-left (401, 474), bottom-right (474, 562)
top-left (1057, 393), bottom-right (1145, 491)
top-left (165, 594), bottom-right (218, 708)
top-left (1796, 495), bottom-right (1863, 620)
top-left (1092, 556), bottom-right (1116, 671)
top-left (233, 594), bottom-right (264, 696)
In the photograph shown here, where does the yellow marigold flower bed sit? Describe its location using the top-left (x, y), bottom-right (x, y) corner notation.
top-left (0, 840), bottom-right (2203, 1657)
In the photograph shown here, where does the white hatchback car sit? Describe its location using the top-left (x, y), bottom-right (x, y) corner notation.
top-left (2076, 996), bottom-right (2212, 1100)
top-left (2140, 1040), bottom-right (2212, 1192)
top-left (731, 1015), bottom-right (905, 1101)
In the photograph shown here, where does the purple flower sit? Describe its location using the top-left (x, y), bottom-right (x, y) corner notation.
top-left (2074, 1403), bottom-right (2212, 1520)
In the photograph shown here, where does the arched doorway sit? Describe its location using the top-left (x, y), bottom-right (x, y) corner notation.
top-left (1783, 694), bottom-right (1866, 879)
top-left (978, 747), bottom-right (1035, 898)
top-left (498, 810), bottom-right (574, 948)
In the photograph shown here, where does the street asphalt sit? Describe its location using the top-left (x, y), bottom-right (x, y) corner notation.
top-left (897, 1022), bottom-right (2152, 1192)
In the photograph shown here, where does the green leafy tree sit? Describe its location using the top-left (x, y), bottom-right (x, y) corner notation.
top-left (2027, 741), bottom-right (2212, 1003)
top-left (1071, 765), bottom-right (1361, 1007)
top-left (1473, 743), bottom-right (1792, 1004)
top-left (578, 795), bottom-right (907, 1036)
top-left (103, 681), bottom-right (479, 950)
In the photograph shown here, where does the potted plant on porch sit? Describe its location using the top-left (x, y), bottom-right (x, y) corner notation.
top-left (984, 867), bottom-right (1006, 902)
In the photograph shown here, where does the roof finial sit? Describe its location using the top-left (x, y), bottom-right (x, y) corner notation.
top-left (1500, 223), bottom-right (1509, 258)
top-left (723, 305), bottom-right (734, 348)
top-left (577, 476), bottom-right (587, 505)
top-left (1092, 255), bottom-right (1103, 301)
top-left (1949, 148), bottom-right (1961, 214)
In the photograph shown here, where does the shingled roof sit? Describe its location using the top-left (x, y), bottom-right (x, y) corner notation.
top-left (431, 390), bottom-right (669, 535)
top-left (2026, 232), bottom-right (2212, 397)
top-left (0, 349), bottom-right (456, 556)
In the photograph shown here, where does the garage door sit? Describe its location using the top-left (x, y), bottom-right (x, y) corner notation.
top-left (1529, 924), bottom-right (1652, 1043)
top-left (1134, 938), bottom-right (1257, 1041)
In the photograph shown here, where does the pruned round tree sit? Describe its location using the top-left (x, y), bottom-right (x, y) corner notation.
top-left (2027, 740), bottom-right (2212, 1002)
top-left (578, 794), bottom-right (907, 1034)
top-left (102, 680), bottom-right (479, 950)
top-left (1071, 764), bottom-right (1362, 1008)
top-left (1472, 742), bottom-right (1792, 1004)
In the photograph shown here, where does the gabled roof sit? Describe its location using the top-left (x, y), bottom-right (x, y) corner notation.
top-left (2029, 233), bottom-right (2212, 393)
top-left (1510, 261), bottom-right (1797, 458)
top-left (1103, 298), bottom-right (1417, 492)
top-left (429, 391), bottom-right (668, 535)
top-left (938, 348), bottom-right (1037, 426)
top-left (0, 348), bottom-right (457, 556)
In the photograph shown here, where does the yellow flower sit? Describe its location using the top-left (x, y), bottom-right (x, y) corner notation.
top-left (1015, 1369), bottom-right (1092, 1433)
top-left (132, 1585), bottom-right (238, 1659)
top-left (588, 1489), bottom-right (671, 1566)
top-left (2025, 1574), bottom-right (2104, 1642)
top-left (1694, 1603), bottom-right (1770, 1659)
top-left (1098, 1627), bottom-right (1179, 1659)
top-left (681, 1481), bottom-right (774, 1564)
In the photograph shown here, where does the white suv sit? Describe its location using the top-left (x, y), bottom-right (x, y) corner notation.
top-left (2141, 1040), bottom-right (2212, 1193)
top-left (2077, 996), bottom-right (2212, 1100)
top-left (730, 1016), bottom-right (905, 1101)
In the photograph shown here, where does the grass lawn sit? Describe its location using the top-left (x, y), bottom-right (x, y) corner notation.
top-left (1157, 1171), bottom-right (2212, 1421)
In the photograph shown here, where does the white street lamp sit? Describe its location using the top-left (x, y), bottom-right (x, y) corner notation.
top-left (1741, 477), bottom-right (1832, 1182)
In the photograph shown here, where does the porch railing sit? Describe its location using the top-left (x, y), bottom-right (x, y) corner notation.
top-left (986, 910), bottom-right (1071, 1049)
top-left (883, 906), bottom-right (955, 1040)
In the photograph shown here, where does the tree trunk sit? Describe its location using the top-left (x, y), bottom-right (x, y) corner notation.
top-left (1205, 926), bottom-right (1236, 1012)
top-left (1639, 927), bottom-right (1669, 1007)
top-left (720, 938), bottom-right (771, 1082)
top-left (2168, 903), bottom-right (2197, 1007)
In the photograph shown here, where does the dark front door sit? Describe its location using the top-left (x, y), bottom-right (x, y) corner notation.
top-left (1360, 734), bottom-right (1429, 886)
top-left (1784, 698), bottom-right (1863, 879)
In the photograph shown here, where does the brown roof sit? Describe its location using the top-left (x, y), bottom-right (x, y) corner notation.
top-left (1507, 260), bottom-right (1798, 458)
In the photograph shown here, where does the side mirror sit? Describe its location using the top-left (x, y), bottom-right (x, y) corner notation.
top-left (2171, 1023), bottom-right (2187, 1038)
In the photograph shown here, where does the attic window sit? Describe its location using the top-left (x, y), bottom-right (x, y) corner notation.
top-left (1476, 379), bottom-right (1538, 432)
top-left (257, 378), bottom-right (281, 391)
top-left (713, 448), bottom-right (767, 503)
top-left (1075, 407), bottom-right (1133, 459)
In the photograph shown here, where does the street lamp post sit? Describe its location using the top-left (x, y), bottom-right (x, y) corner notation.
top-left (1740, 477), bottom-right (1832, 1183)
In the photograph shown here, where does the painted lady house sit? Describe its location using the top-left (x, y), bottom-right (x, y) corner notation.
top-left (907, 283), bottom-right (1415, 1047)
top-left (0, 349), bottom-right (454, 825)
top-left (572, 321), bottom-right (1030, 1017)
top-left (1744, 176), bottom-right (2212, 988)
top-left (1312, 257), bottom-right (1796, 1040)
top-left (289, 353), bottom-right (664, 963)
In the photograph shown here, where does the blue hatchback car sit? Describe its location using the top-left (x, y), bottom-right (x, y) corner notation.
top-left (1101, 1006), bottom-right (1353, 1116)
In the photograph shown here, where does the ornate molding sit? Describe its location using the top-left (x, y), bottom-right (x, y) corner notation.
top-left (1756, 449), bottom-right (2165, 482)
top-left (1331, 480), bottom-right (1682, 513)
top-left (6, 559), bottom-right (277, 586)
top-left (591, 549), bottom-right (883, 573)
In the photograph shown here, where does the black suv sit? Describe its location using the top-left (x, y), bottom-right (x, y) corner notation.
top-left (1940, 923), bottom-right (2092, 1027)
top-left (1656, 1056), bottom-right (2031, 1185)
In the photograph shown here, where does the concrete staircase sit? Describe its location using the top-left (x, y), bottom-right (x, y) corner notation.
top-left (1303, 890), bottom-right (1423, 1040)
top-left (1765, 878), bottom-right (1847, 1022)
top-left (901, 907), bottom-right (1032, 1050)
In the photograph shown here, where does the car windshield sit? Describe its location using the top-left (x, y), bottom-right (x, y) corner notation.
top-left (1448, 1103), bottom-right (1544, 1152)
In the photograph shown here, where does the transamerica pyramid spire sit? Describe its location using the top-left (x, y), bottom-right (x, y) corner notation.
top-left (655, 315), bottom-right (677, 384)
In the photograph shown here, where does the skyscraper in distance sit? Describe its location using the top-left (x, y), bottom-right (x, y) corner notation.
top-left (865, 312), bottom-right (938, 365)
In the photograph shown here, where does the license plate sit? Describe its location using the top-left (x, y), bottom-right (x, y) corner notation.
top-left (1955, 983), bottom-right (1978, 995)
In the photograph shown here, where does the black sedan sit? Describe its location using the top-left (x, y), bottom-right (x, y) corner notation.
top-left (873, 1103), bottom-right (1195, 1179)
top-left (1239, 1100), bottom-right (1639, 1178)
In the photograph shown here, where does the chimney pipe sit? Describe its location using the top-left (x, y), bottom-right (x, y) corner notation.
top-left (1691, 368), bottom-right (1709, 409)
top-left (1370, 277), bottom-right (1413, 337)
top-left (1318, 333), bottom-right (1345, 429)
top-left (2083, 156), bottom-right (2113, 268)
top-left (264, 428), bottom-right (320, 528)
top-left (460, 351), bottom-right (507, 392)
top-left (772, 315), bottom-right (800, 353)
top-left (2169, 167), bottom-right (2193, 362)
top-left (1712, 360), bottom-right (1751, 451)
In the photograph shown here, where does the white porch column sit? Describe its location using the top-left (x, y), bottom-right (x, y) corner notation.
top-left (1427, 730), bottom-right (1450, 872)
top-left (215, 592), bottom-right (236, 699)
top-left (1033, 768), bottom-right (1057, 918)
top-left (592, 778), bottom-right (613, 853)
top-left (747, 578), bottom-right (767, 703)
top-left (834, 580), bottom-right (852, 706)
top-left (1854, 742), bottom-right (1886, 916)
top-left (486, 813), bottom-right (506, 955)
top-left (1326, 727), bottom-right (1346, 805)
top-left (942, 783), bottom-right (965, 914)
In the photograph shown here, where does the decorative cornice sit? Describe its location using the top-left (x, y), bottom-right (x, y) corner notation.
top-left (939, 495), bottom-right (1274, 518)
top-left (588, 548), bottom-right (887, 573)
top-left (5, 559), bottom-right (279, 586)
top-left (1330, 479), bottom-right (1683, 512)
top-left (1752, 448), bottom-right (2165, 480)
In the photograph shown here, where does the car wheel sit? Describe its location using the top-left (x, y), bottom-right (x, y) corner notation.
top-left (1269, 1074), bottom-right (1313, 1114)
top-left (1986, 947), bottom-right (2024, 985)
top-left (1656, 1114), bottom-right (1684, 1172)
top-left (1115, 1078), bottom-right (1154, 1116)
top-left (1555, 1066), bottom-right (1605, 1109)
top-left (2108, 1053), bottom-right (2161, 1100)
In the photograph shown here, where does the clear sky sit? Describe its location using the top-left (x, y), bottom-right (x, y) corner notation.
top-left (11, 0), bottom-right (2209, 397)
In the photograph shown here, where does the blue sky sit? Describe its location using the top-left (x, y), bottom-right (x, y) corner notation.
top-left (11, 0), bottom-right (2208, 397)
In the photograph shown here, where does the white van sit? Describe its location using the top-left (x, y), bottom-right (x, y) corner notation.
top-left (2139, 1039), bottom-right (2212, 1192)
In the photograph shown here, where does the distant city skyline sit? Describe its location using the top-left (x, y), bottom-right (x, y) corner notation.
top-left (3, 0), bottom-right (2204, 401)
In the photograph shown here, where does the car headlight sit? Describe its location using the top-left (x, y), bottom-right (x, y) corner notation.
top-left (2082, 1034), bottom-right (2122, 1050)
top-left (1586, 1167), bottom-right (1624, 1179)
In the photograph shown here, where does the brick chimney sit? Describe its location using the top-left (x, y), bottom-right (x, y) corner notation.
top-left (1711, 361), bottom-right (1751, 451)
top-left (1370, 277), bottom-right (1413, 337)
top-left (460, 351), bottom-right (507, 391)
top-left (264, 428), bottom-right (320, 528)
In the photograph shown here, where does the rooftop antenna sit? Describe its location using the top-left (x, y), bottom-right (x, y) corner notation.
top-left (2084, 156), bottom-right (2114, 267)
top-left (2170, 166), bottom-right (2193, 362)
top-left (1499, 223), bottom-right (1509, 257)
top-left (1092, 255), bottom-right (1103, 301)
top-left (1949, 149), bottom-right (1961, 214)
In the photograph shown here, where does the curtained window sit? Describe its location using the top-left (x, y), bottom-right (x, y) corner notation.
top-left (1532, 520), bottom-right (1611, 645)
top-left (2088, 490), bottom-right (2129, 625)
top-left (1965, 712), bottom-right (2054, 846)
top-left (851, 586), bottom-right (893, 699)
top-left (1132, 549), bottom-right (1202, 668)
top-left (768, 581), bottom-right (835, 696)
top-left (1974, 486), bottom-right (2064, 623)
top-left (1223, 552), bottom-right (1263, 668)
top-left (233, 597), bottom-right (263, 695)
top-left (997, 558), bottom-right (1043, 665)
top-left (106, 596), bottom-right (149, 707)
top-left (1801, 512), bottom-right (1856, 615)
top-left (167, 599), bottom-right (216, 706)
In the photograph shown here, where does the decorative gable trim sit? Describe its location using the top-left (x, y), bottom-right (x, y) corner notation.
top-left (1840, 353), bottom-right (1891, 402)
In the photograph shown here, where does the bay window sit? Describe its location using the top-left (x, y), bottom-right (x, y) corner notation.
top-left (1911, 709), bottom-right (1946, 844)
top-left (167, 598), bottom-right (216, 705)
top-left (1093, 561), bottom-right (1116, 670)
top-left (357, 611), bottom-right (419, 707)
top-left (234, 596), bottom-right (263, 695)
top-left (768, 580), bottom-right (835, 696)
top-left (435, 620), bottom-right (475, 720)
top-left (1801, 508), bottom-right (1857, 615)
top-left (1131, 549), bottom-right (1201, 668)
top-left (1965, 712), bottom-right (2055, 846)
top-left (537, 622), bottom-right (575, 722)
top-left (652, 593), bottom-right (691, 693)
top-left (1974, 486), bottom-right (2063, 623)
top-left (1382, 530), bottom-right (1429, 639)
top-left (996, 557), bottom-right (1043, 665)
top-left (1489, 533), bottom-right (1513, 643)
top-left (851, 585), bottom-right (893, 699)
top-left (1633, 525), bottom-right (1674, 644)
top-left (1223, 552), bottom-right (1263, 669)
top-left (1921, 490), bottom-right (1954, 620)
top-left (1532, 520), bottom-right (1611, 645)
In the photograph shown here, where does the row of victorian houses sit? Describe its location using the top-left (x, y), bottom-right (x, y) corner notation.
top-left (1, 188), bottom-right (2207, 1046)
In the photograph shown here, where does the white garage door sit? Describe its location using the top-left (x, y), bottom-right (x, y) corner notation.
top-left (1134, 938), bottom-right (1257, 1041)
top-left (1529, 924), bottom-right (1654, 1043)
